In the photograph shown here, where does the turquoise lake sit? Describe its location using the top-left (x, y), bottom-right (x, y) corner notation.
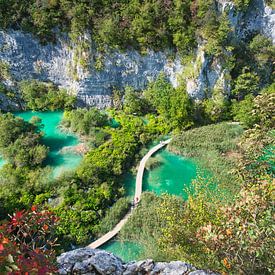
top-left (0, 111), bottom-right (82, 176)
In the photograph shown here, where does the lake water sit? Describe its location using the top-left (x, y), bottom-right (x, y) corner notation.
top-left (0, 111), bottom-right (82, 177)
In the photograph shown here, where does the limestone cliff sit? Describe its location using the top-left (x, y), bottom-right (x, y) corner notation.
top-left (57, 248), bottom-right (217, 275)
top-left (0, 0), bottom-right (274, 110)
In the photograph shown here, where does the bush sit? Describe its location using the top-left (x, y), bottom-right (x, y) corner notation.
top-left (232, 67), bottom-right (260, 100)
top-left (0, 113), bottom-right (48, 168)
top-left (20, 80), bottom-right (76, 111)
top-left (231, 94), bottom-right (256, 128)
top-left (198, 179), bottom-right (274, 274)
top-left (144, 74), bottom-right (194, 131)
top-left (0, 207), bottom-right (58, 273)
top-left (61, 108), bottom-right (109, 136)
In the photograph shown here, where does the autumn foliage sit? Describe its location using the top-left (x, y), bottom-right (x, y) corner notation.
top-left (0, 207), bottom-right (58, 274)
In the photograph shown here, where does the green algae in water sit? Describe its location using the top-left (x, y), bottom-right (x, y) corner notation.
top-left (100, 241), bottom-right (143, 262)
top-left (14, 111), bottom-right (82, 177)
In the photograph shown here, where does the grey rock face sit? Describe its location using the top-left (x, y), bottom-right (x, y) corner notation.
top-left (186, 0), bottom-right (274, 98)
top-left (0, 30), bottom-right (182, 108)
top-left (57, 248), bottom-right (217, 275)
top-left (58, 248), bottom-right (124, 275)
top-left (223, 0), bottom-right (275, 43)
top-left (0, 0), bottom-right (273, 109)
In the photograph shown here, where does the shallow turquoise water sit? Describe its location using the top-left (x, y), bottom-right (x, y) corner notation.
top-left (0, 111), bottom-right (82, 176)
top-left (143, 149), bottom-right (197, 200)
top-left (101, 241), bottom-right (143, 262)
top-left (102, 148), bottom-right (197, 261)
top-left (0, 157), bottom-right (5, 167)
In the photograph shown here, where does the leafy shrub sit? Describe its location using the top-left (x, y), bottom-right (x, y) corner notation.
top-left (61, 108), bottom-right (109, 136)
top-left (233, 0), bottom-right (252, 11)
top-left (0, 113), bottom-right (48, 168)
top-left (232, 67), bottom-right (260, 100)
top-left (0, 61), bottom-right (10, 81)
top-left (197, 179), bottom-right (274, 274)
top-left (0, 207), bottom-right (58, 273)
top-left (20, 80), bottom-right (76, 111)
top-left (231, 94), bottom-right (256, 128)
top-left (144, 74), bottom-right (194, 130)
top-left (123, 87), bottom-right (149, 116)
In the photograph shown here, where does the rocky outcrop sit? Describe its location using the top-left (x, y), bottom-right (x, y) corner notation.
top-left (57, 248), bottom-right (217, 275)
top-left (186, 0), bottom-right (274, 98)
top-left (0, 30), bottom-right (182, 108)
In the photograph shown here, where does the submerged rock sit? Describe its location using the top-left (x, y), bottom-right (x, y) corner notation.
top-left (57, 248), bottom-right (217, 275)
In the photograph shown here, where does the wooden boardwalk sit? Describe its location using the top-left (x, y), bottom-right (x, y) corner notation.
top-left (87, 138), bottom-right (172, 249)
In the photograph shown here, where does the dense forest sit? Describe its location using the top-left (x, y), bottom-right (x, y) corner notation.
top-left (0, 0), bottom-right (274, 274)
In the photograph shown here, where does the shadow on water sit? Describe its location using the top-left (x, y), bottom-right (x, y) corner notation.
top-left (42, 135), bottom-right (77, 151)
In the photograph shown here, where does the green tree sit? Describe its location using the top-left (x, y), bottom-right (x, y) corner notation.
top-left (123, 87), bottom-right (148, 115)
top-left (232, 67), bottom-right (260, 100)
top-left (144, 74), bottom-right (193, 130)
top-left (231, 94), bottom-right (256, 128)
top-left (20, 80), bottom-right (76, 111)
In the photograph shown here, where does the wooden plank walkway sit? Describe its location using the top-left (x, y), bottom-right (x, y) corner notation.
top-left (87, 138), bottom-right (172, 249)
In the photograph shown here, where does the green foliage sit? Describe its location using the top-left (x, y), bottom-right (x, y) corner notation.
top-left (231, 94), bottom-right (256, 128)
top-left (0, 164), bottom-right (52, 219)
top-left (0, 61), bottom-right (10, 81)
top-left (156, 175), bottom-right (222, 266)
top-left (61, 108), bottom-right (109, 136)
top-left (123, 87), bottom-right (149, 116)
top-left (193, 0), bottom-right (232, 56)
top-left (144, 74), bottom-right (194, 130)
top-left (112, 89), bottom-right (124, 110)
top-left (232, 84), bottom-right (275, 128)
top-left (96, 197), bottom-right (130, 236)
top-left (233, 0), bottom-right (252, 11)
top-left (19, 80), bottom-right (76, 111)
top-left (232, 67), bottom-right (260, 100)
top-left (53, 178), bottom-right (113, 245)
top-left (0, 113), bottom-right (48, 168)
top-left (231, 33), bottom-right (274, 91)
top-left (265, 0), bottom-right (275, 9)
top-left (249, 34), bottom-right (275, 64)
top-left (0, 113), bottom-right (52, 217)
top-left (0, 0), bottom-right (242, 54)
top-left (202, 91), bottom-right (231, 123)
